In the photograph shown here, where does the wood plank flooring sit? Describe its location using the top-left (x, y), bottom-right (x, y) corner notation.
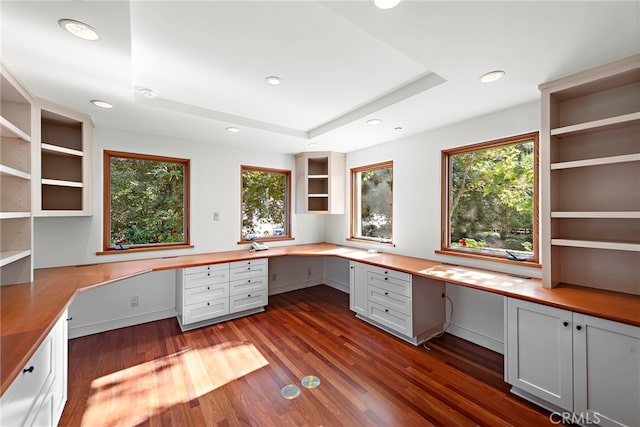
top-left (60, 285), bottom-right (555, 426)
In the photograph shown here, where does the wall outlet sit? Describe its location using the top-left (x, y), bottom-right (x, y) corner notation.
top-left (213, 212), bottom-right (220, 221)
top-left (130, 296), bottom-right (139, 308)
top-left (272, 273), bottom-right (277, 281)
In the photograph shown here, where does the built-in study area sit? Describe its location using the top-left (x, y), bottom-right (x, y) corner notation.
top-left (1, 1), bottom-right (639, 426)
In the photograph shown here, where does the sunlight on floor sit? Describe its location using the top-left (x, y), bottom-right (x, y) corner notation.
top-left (81, 341), bottom-right (269, 426)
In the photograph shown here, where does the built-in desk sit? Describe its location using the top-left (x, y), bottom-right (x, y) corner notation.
top-left (2, 242), bottom-right (639, 396)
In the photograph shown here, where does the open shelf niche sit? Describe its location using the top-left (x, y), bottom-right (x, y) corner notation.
top-left (540, 54), bottom-right (640, 295)
top-left (0, 63), bottom-right (33, 285)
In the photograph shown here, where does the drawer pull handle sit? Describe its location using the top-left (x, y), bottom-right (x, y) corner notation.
top-left (248, 294), bottom-right (251, 297)
top-left (384, 271), bottom-right (388, 275)
top-left (248, 267), bottom-right (251, 271)
top-left (384, 292), bottom-right (389, 296)
top-left (384, 277), bottom-right (388, 281)
top-left (207, 287), bottom-right (210, 290)
top-left (207, 302), bottom-right (210, 306)
top-left (384, 309), bottom-right (389, 313)
top-left (576, 325), bottom-right (583, 331)
top-left (563, 321), bottom-right (569, 327)
top-left (23, 366), bottom-right (34, 374)
top-left (248, 279), bottom-right (251, 283)
top-left (207, 273), bottom-right (210, 276)
top-left (67, 317), bottom-right (73, 321)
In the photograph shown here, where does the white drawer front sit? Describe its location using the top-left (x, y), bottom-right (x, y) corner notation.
top-left (368, 285), bottom-right (411, 316)
top-left (1, 336), bottom-right (54, 427)
top-left (368, 301), bottom-right (412, 337)
top-left (230, 277), bottom-right (267, 296)
top-left (185, 263), bottom-right (229, 276)
top-left (184, 269), bottom-right (229, 289)
top-left (367, 265), bottom-right (411, 283)
top-left (229, 264), bottom-right (267, 282)
top-left (229, 258), bottom-right (267, 269)
top-left (367, 272), bottom-right (411, 297)
top-left (182, 299), bottom-right (229, 325)
top-left (185, 283), bottom-right (228, 305)
top-left (229, 290), bottom-right (268, 314)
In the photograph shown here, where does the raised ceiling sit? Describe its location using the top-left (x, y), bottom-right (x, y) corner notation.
top-left (1, 1), bottom-right (638, 153)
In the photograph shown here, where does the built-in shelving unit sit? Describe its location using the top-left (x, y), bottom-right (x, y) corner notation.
top-left (33, 100), bottom-right (93, 216)
top-left (295, 151), bottom-right (345, 214)
top-left (0, 63), bottom-right (33, 285)
top-left (540, 54), bottom-right (640, 295)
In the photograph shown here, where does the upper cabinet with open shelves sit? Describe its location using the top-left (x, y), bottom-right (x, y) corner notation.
top-left (0, 63), bottom-right (33, 285)
top-left (295, 151), bottom-right (346, 214)
top-left (33, 100), bottom-right (93, 216)
top-left (540, 54), bottom-right (640, 295)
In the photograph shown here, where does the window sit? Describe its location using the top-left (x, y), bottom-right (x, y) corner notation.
top-left (350, 161), bottom-right (393, 244)
top-left (102, 151), bottom-right (190, 253)
top-left (440, 132), bottom-right (539, 265)
top-left (241, 165), bottom-right (291, 241)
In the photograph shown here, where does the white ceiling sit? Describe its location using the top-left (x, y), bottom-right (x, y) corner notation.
top-left (2, 1), bottom-right (639, 154)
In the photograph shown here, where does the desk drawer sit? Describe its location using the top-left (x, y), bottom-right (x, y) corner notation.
top-left (368, 285), bottom-right (411, 316)
top-left (1, 335), bottom-right (54, 427)
top-left (182, 299), bottom-right (229, 325)
top-left (229, 258), bottom-right (267, 269)
top-left (230, 277), bottom-right (267, 296)
top-left (230, 290), bottom-right (267, 314)
top-left (229, 264), bottom-right (267, 282)
top-left (185, 283), bottom-right (228, 305)
top-left (184, 263), bottom-right (229, 276)
top-left (184, 269), bottom-right (229, 289)
top-left (368, 272), bottom-right (411, 297)
top-left (368, 301), bottom-right (412, 337)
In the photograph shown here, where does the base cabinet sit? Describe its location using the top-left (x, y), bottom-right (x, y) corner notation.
top-left (176, 259), bottom-right (268, 331)
top-left (506, 298), bottom-right (639, 427)
top-left (349, 261), bottom-right (444, 345)
top-left (1, 310), bottom-right (68, 427)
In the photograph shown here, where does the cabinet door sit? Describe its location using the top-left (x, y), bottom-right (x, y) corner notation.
top-left (573, 314), bottom-right (640, 427)
top-left (349, 262), bottom-right (367, 316)
top-left (506, 298), bottom-right (573, 411)
top-left (52, 310), bottom-right (68, 426)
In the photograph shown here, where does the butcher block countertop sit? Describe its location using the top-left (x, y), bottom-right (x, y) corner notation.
top-left (2, 243), bottom-right (638, 395)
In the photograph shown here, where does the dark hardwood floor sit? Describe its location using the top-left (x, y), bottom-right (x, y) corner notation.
top-left (60, 285), bottom-right (555, 426)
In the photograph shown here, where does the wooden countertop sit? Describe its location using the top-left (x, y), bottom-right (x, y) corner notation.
top-left (2, 243), bottom-right (639, 396)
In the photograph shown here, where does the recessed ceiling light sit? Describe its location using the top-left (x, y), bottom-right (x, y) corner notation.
top-left (134, 87), bottom-right (158, 98)
top-left (394, 126), bottom-right (403, 131)
top-left (308, 142), bottom-right (319, 148)
top-left (59, 19), bottom-right (101, 41)
top-left (479, 70), bottom-right (506, 83)
top-left (373, 0), bottom-right (402, 10)
top-left (265, 76), bottom-right (282, 86)
top-left (226, 127), bottom-right (240, 133)
top-left (367, 119), bottom-right (382, 126)
top-left (90, 100), bottom-right (113, 109)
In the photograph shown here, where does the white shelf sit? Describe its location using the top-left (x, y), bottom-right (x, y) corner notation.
top-left (552, 239), bottom-right (640, 252)
top-left (41, 142), bottom-right (83, 157)
top-left (0, 249), bottom-right (31, 267)
top-left (42, 178), bottom-right (83, 188)
top-left (0, 211), bottom-right (30, 219)
top-left (551, 211), bottom-right (640, 219)
top-left (0, 164), bottom-right (30, 180)
top-left (308, 194), bottom-right (329, 198)
top-left (551, 153), bottom-right (640, 170)
top-left (0, 116), bottom-right (30, 142)
top-left (550, 112), bottom-right (640, 137)
top-left (308, 175), bottom-right (329, 179)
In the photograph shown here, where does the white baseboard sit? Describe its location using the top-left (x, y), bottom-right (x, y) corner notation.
top-left (447, 324), bottom-right (504, 354)
top-left (68, 308), bottom-right (177, 339)
top-left (323, 278), bottom-right (349, 293)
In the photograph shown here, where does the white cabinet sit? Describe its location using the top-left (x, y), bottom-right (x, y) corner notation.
top-left (1, 62), bottom-right (33, 285)
top-left (506, 298), bottom-right (640, 427)
top-left (1, 310), bottom-right (68, 427)
top-left (349, 261), bottom-right (444, 345)
top-left (176, 259), bottom-right (268, 331)
top-left (540, 54), bottom-right (640, 294)
top-left (32, 100), bottom-right (94, 216)
top-left (349, 261), bottom-right (367, 316)
top-left (295, 151), bottom-right (345, 214)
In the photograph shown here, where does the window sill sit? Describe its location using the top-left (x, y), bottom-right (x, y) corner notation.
top-left (237, 236), bottom-right (295, 245)
top-left (347, 237), bottom-right (395, 247)
top-left (435, 249), bottom-right (541, 269)
top-left (97, 244), bottom-right (194, 256)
